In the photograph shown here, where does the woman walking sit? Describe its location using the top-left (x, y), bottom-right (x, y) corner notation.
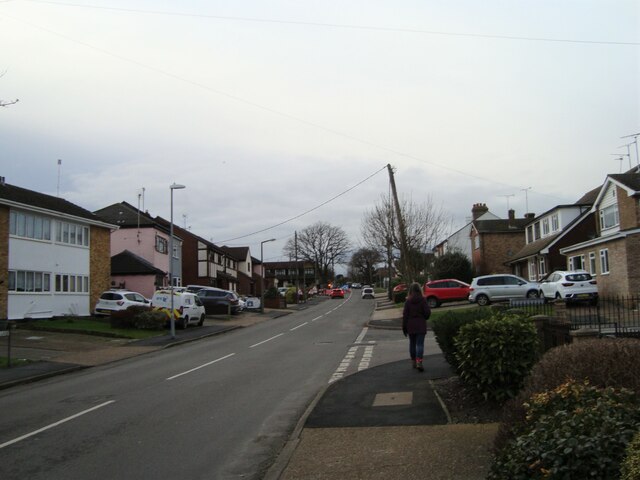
top-left (402, 282), bottom-right (431, 372)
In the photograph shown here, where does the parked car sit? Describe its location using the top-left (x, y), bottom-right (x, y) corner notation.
top-left (351, 283), bottom-right (362, 289)
top-left (185, 285), bottom-right (209, 294)
top-left (150, 289), bottom-right (205, 329)
top-left (94, 289), bottom-right (150, 316)
top-left (196, 287), bottom-right (242, 314)
top-left (539, 270), bottom-right (598, 305)
top-left (361, 287), bottom-right (375, 299)
top-left (468, 274), bottom-right (540, 306)
top-left (330, 288), bottom-right (345, 299)
top-left (423, 279), bottom-right (470, 308)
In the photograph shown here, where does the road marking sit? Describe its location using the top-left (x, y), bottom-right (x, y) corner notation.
top-left (249, 333), bottom-right (284, 349)
top-left (166, 353), bottom-right (236, 380)
top-left (290, 322), bottom-right (308, 331)
top-left (354, 327), bottom-right (368, 344)
top-left (0, 401), bottom-right (115, 449)
top-left (311, 316), bottom-right (323, 322)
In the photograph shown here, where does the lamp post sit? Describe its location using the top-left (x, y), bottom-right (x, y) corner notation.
top-left (260, 238), bottom-right (276, 313)
top-left (169, 183), bottom-right (186, 338)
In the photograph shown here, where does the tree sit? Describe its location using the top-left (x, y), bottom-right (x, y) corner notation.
top-left (361, 194), bottom-right (452, 283)
top-left (431, 251), bottom-right (473, 283)
top-left (283, 222), bottom-right (350, 285)
top-left (349, 248), bottom-right (383, 285)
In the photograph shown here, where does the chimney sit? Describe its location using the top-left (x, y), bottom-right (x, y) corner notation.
top-left (525, 213), bottom-right (536, 220)
top-left (471, 203), bottom-right (489, 220)
top-left (0, 176), bottom-right (5, 185)
top-left (508, 209), bottom-right (515, 221)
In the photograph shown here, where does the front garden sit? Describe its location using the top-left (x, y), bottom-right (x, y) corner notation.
top-left (431, 306), bottom-right (640, 479)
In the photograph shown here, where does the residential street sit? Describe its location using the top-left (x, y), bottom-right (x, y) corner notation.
top-left (0, 293), bottom-right (398, 480)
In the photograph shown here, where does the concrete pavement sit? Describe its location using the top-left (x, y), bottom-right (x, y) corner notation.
top-left (0, 295), bottom-right (499, 479)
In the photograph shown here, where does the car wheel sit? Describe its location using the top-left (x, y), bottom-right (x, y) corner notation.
top-left (426, 297), bottom-right (439, 309)
top-left (476, 294), bottom-right (490, 306)
top-left (181, 317), bottom-right (189, 329)
top-left (198, 314), bottom-right (205, 326)
top-left (526, 290), bottom-right (538, 299)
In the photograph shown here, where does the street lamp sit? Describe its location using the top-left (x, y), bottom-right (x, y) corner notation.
top-left (169, 183), bottom-right (186, 338)
top-left (260, 238), bottom-right (276, 313)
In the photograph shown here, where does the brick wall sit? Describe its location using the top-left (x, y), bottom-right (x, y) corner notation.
top-left (625, 234), bottom-right (640, 295)
top-left (478, 232), bottom-right (525, 275)
top-left (90, 226), bottom-right (112, 313)
top-left (617, 186), bottom-right (639, 230)
top-left (0, 206), bottom-right (8, 320)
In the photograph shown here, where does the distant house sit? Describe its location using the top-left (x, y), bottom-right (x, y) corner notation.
top-left (507, 189), bottom-right (598, 281)
top-left (560, 171), bottom-right (640, 296)
top-left (263, 261), bottom-right (317, 291)
top-left (1, 178), bottom-right (116, 320)
top-left (94, 202), bottom-right (182, 298)
top-left (470, 209), bottom-right (530, 276)
top-left (434, 203), bottom-right (500, 260)
top-left (222, 246), bottom-right (255, 296)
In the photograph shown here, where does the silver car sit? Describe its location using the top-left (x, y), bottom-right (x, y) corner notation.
top-left (468, 274), bottom-right (539, 306)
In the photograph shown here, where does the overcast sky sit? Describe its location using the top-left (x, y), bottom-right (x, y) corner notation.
top-left (1, 0), bottom-right (638, 264)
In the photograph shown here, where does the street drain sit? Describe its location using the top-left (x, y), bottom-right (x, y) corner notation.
top-left (372, 392), bottom-right (413, 407)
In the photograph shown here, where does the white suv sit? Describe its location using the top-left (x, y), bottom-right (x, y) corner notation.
top-left (361, 287), bottom-right (375, 299)
top-left (539, 270), bottom-right (598, 305)
top-left (94, 290), bottom-right (150, 316)
top-left (468, 274), bottom-right (539, 306)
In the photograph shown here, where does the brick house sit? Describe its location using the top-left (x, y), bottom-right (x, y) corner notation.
top-left (434, 203), bottom-right (500, 260)
top-left (1, 179), bottom-right (115, 320)
top-left (560, 171), bottom-right (640, 296)
top-left (263, 261), bottom-right (317, 291)
top-left (221, 246), bottom-right (255, 296)
top-left (507, 188), bottom-right (598, 281)
top-left (470, 209), bottom-right (530, 276)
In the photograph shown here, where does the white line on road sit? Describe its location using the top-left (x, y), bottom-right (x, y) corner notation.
top-left (354, 327), bottom-right (368, 344)
top-left (166, 353), bottom-right (236, 380)
top-left (0, 401), bottom-right (116, 449)
top-left (249, 333), bottom-right (284, 349)
top-left (290, 322), bottom-right (308, 331)
top-left (311, 316), bottom-right (323, 322)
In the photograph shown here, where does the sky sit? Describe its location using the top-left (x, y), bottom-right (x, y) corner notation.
top-left (1, 0), bottom-right (639, 265)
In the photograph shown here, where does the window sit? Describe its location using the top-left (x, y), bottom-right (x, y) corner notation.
top-left (551, 214), bottom-right (559, 232)
top-left (542, 218), bottom-right (550, 235)
top-left (156, 236), bottom-right (168, 254)
top-left (7, 270), bottom-right (51, 292)
top-left (526, 226), bottom-right (534, 243)
top-left (600, 249), bottom-right (610, 274)
top-left (54, 274), bottom-right (89, 293)
top-left (534, 222), bottom-right (541, 240)
top-left (528, 260), bottom-right (536, 281)
top-left (599, 204), bottom-right (619, 230)
top-left (569, 255), bottom-right (585, 270)
top-left (172, 242), bottom-right (179, 259)
top-left (9, 211), bottom-right (52, 241)
top-left (54, 220), bottom-right (89, 246)
top-left (538, 257), bottom-right (546, 277)
top-left (589, 252), bottom-right (597, 274)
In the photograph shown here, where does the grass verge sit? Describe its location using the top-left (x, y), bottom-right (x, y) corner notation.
top-left (22, 317), bottom-right (166, 340)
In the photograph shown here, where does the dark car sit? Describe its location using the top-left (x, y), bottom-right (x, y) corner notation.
top-left (423, 279), bottom-right (471, 308)
top-left (196, 287), bottom-right (242, 314)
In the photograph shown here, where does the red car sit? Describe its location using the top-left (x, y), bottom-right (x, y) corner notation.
top-left (423, 279), bottom-right (470, 308)
top-left (330, 288), bottom-right (345, 299)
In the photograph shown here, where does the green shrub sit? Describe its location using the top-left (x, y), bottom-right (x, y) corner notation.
top-left (489, 380), bottom-right (640, 479)
top-left (285, 287), bottom-right (298, 304)
top-left (621, 430), bottom-right (640, 480)
top-left (393, 291), bottom-right (408, 303)
top-left (430, 308), bottom-right (493, 370)
top-left (264, 287), bottom-right (279, 299)
top-left (110, 305), bottom-right (150, 329)
top-left (134, 310), bottom-right (168, 330)
top-left (455, 313), bottom-right (539, 402)
top-left (496, 338), bottom-right (640, 451)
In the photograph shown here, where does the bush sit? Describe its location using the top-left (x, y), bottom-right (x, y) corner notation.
top-left (264, 287), bottom-right (279, 299)
top-left (285, 287), bottom-right (298, 304)
top-left (489, 380), bottom-right (640, 479)
top-left (455, 313), bottom-right (539, 403)
top-left (109, 305), bottom-right (151, 329)
top-left (621, 430), bottom-right (640, 480)
top-left (430, 308), bottom-right (494, 370)
top-left (134, 310), bottom-right (168, 330)
top-left (393, 291), bottom-right (408, 303)
top-left (496, 338), bottom-right (640, 450)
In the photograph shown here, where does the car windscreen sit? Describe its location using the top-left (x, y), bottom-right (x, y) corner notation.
top-left (566, 273), bottom-right (592, 281)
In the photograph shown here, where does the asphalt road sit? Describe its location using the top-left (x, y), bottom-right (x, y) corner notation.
top-left (0, 292), bottom-right (386, 480)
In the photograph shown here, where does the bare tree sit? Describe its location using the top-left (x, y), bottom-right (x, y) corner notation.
top-left (361, 194), bottom-right (452, 282)
top-left (283, 222), bottom-right (350, 285)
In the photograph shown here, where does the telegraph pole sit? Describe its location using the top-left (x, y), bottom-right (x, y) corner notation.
top-left (386, 164), bottom-right (411, 282)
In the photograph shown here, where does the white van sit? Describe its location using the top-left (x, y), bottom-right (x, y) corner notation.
top-left (150, 289), bottom-right (206, 329)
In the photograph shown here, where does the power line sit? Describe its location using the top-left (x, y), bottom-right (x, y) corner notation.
top-left (22, 0), bottom-right (640, 46)
top-left (218, 165), bottom-right (388, 243)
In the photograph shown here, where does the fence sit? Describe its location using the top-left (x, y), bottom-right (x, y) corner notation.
top-left (506, 295), bottom-right (640, 353)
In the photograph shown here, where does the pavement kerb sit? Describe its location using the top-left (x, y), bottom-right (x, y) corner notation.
top-left (0, 364), bottom-right (88, 391)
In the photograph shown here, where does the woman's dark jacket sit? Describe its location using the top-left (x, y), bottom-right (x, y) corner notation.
top-left (402, 294), bottom-right (431, 335)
